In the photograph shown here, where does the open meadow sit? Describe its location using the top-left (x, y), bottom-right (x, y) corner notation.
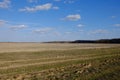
top-left (0, 43), bottom-right (120, 80)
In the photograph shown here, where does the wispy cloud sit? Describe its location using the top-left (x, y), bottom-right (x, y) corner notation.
top-left (54, 0), bottom-right (61, 2)
top-left (19, 3), bottom-right (58, 12)
top-left (52, 6), bottom-right (59, 10)
top-left (53, 31), bottom-right (61, 36)
top-left (33, 28), bottom-right (52, 34)
top-left (65, 31), bottom-right (72, 34)
top-left (27, 0), bottom-right (38, 3)
top-left (10, 25), bottom-right (27, 30)
top-left (77, 24), bottom-right (84, 27)
top-left (111, 16), bottom-right (116, 18)
top-left (54, 0), bottom-right (75, 4)
top-left (78, 30), bottom-right (84, 32)
top-left (0, 20), bottom-right (7, 26)
top-left (0, 0), bottom-right (10, 8)
top-left (114, 24), bottom-right (120, 27)
top-left (90, 29), bottom-right (109, 34)
top-left (62, 14), bottom-right (81, 21)
top-left (64, 0), bottom-right (75, 4)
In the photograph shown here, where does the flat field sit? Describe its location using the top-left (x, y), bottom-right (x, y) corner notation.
top-left (0, 43), bottom-right (120, 80)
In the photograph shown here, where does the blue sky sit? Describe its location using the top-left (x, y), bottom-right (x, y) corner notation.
top-left (0, 0), bottom-right (120, 42)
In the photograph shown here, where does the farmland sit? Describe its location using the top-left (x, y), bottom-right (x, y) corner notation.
top-left (0, 43), bottom-right (120, 80)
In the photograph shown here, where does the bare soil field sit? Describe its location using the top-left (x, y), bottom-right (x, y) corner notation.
top-left (0, 43), bottom-right (120, 80)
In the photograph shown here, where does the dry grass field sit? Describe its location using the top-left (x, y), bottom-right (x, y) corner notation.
top-left (0, 43), bottom-right (120, 53)
top-left (0, 43), bottom-right (120, 80)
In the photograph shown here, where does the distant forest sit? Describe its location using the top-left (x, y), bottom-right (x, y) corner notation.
top-left (46, 38), bottom-right (120, 43)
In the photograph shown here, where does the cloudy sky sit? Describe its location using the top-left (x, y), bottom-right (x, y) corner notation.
top-left (0, 0), bottom-right (120, 42)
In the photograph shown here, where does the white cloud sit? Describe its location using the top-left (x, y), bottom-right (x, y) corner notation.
top-left (78, 30), bottom-right (84, 32)
top-left (111, 16), bottom-right (116, 18)
top-left (33, 28), bottom-right (52, 34)
top-left (0, 0), bottom-right (10, 8)
top-left (0, 20), bottom-right (6, 26)
top-left (53, 31), bottom-right (61, 36)
top-left (53, 6), bottom-right (59, 10)
top-left (20, 3), bottom-right (53, 12)
top-left (90, 29), bottom-right (109, 34)
top-left (77, 24), bottom-right (84, 27)
top-left (27, 0), bottom-right (38, 3)
top-left (65, 31), bottom-right (72, 34)
top-left (114, 24), bottom-right (120, 27)
top-left (64, 0), bottom-right (75, 4)
top-left (54, 0), bottom-right (75, 4)
top-left (19, 3), bottom-right (58, 12)
top-left (10, 25), bottom-right (27, 30)
top-left (62, 14), bottom-right (81, 21)
top-left (54, 0), bottom-right (61, 2)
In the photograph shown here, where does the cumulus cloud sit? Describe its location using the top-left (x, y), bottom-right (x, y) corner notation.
top-left (0, 20), bottom-right (6, 26)
top-left (62, 14), bottom-right (81, 21)
top-left (90, 29), bottom-right (109, 34)
top-left (10, 25), bottom-right (27, 30)
top-left (33, 28), bottom-right (52, 34)
top-left (19, 3), bottom-right (52, 12)
top-left (19, 3), bottom-right (58, 12)
top-left (0, 0), bottom-right (10, 8)
top-left (114, 24), bottom-right (120, 27)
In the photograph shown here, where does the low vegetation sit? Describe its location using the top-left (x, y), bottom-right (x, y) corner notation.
top-left (0, 43), bottom-right (119, 80)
